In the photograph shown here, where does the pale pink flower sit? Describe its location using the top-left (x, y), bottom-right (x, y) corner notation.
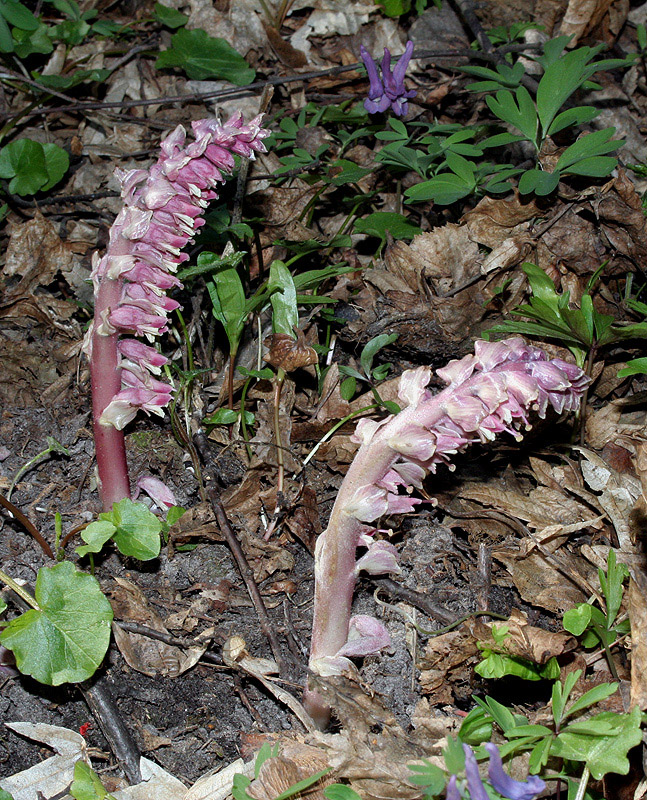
top-left (134, 475), bottom-right (177, 510)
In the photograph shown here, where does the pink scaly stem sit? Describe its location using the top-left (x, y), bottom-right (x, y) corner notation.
top-left (90, 276), bottom-right (131, 509)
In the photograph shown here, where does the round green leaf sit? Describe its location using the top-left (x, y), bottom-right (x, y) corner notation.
top-left (563, 603), bottom-right (592, 636)
top-left (108, 498), bottom-right (162, 560)
top-left (41, 143), bottom-right (70, 190)
top-left (0, 562), bottom-right (113, 685)
top-left (75, 519), bottom-right (117, 558)
top-left (0, 139), bottom-right (49, 196)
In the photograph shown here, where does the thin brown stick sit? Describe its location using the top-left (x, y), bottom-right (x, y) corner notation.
top-left (371, 577), bottom-right (455, 626)
top-left (0, 493), bottom-right (55, 560)
top-left (206, 484), bottom-right (287, 676)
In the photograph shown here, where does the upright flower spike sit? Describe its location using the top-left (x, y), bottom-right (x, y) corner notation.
top-left (304, 338), bottom-right (588, 728)
top-left (86, 114), bottom-right (270, 510)
top-left (360, 40), bottom-right (416, 116)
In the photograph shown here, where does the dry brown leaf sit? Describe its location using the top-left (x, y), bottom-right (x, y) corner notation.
top-left (492, 549), bottom-right (592, 613)
top-left (578, 447), bottom-right (640, 550)
top-left (464, 191), bottom-right (540, 249)
top-left (110, 579), bottom-right (206, 678)
top-left (461, 483), bottom-right (596, 530)
top-left (306, 676), bottom-right (450, 800)
top-left (559, 0), bottom-right (629, 43)
top-left (168, 501), bottom-right (223, 549)
top-left (418, 627), bottom-right (478, 703)
top-left (473, 608), bottom-right (577, 664)
top-left (248, 747), bottom-right (330, 800)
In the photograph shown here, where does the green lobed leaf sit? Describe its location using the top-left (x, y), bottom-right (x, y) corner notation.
top-left (156, 28), bottom-right (255, 84)
top-left (536, 47), bottom-right (597, 134)
top-left (407, 762), bottom-right (446, 793)
top-left (565, 682), bottom-right (619, 720)
top-left (518, 168), bottom-right (560, 196)
top-left (105, 498), bottom-right (162, 560)
top-left (547, 105), bottom-right (599, 136)
top-left (0, 562), bottom-right (113, 685)
top-left (551, 707), bottom-right (642, 779)
top-left (555, 128), bottom-right (621, 172)
top-left (486, 87), bottom-right (538, 144)
top-left (327, 159), bottom-right (372, 186)
top-left (562, 156), bottom-right (618, 178)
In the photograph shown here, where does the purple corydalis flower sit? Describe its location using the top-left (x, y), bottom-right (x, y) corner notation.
top-left (360, 40), bottom-right (416, 116)
top-left (304, 338), bottom-right (588, 728)
top-left (450, 744), bottom-right (545, 799)
top-left (485, 743), bottom-right (546, 800)
top-left (86, 113), bottom-right (270, 509)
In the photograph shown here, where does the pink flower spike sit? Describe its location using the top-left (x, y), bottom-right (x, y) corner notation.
top-left (436, 353), bottom-right (477, 386)
top-left (351, 418), bottom-right (386, 446)
top-left (134, 475), bottom-right (176, 511)
top-left (108, 306), bottom-right (167, 339)
top-left (442, 395), bottom-right (488, 432)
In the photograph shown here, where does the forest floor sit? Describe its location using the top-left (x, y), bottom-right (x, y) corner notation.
top-left (1, 0), bottom-right (647, 798)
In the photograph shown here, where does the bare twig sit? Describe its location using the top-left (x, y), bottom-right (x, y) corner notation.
top-left (0, 493), bottom-right (55, 560)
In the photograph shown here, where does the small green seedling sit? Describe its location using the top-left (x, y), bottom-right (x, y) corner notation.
top-left (563, 549), bottom-right (630, 679)
top-left (76, 498), bottom-right (184, 562)
top-left (338, 332), bottom-right (400, 412)
top-left (70, 760), bottom-right (116, 800)
top-left (485, 262), bottom-right (647, 371)
top-left (476, 623), bottom-right (561, 681)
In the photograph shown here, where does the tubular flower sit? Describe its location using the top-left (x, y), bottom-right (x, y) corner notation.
top-left (87, 113), bottom-right (270, 509)
top-left (304, 338), bottom-right (588, 729)
top-left (359, 40), bottom-right (416, 116)
top-left (446, 744), bottom-right (546, 800)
